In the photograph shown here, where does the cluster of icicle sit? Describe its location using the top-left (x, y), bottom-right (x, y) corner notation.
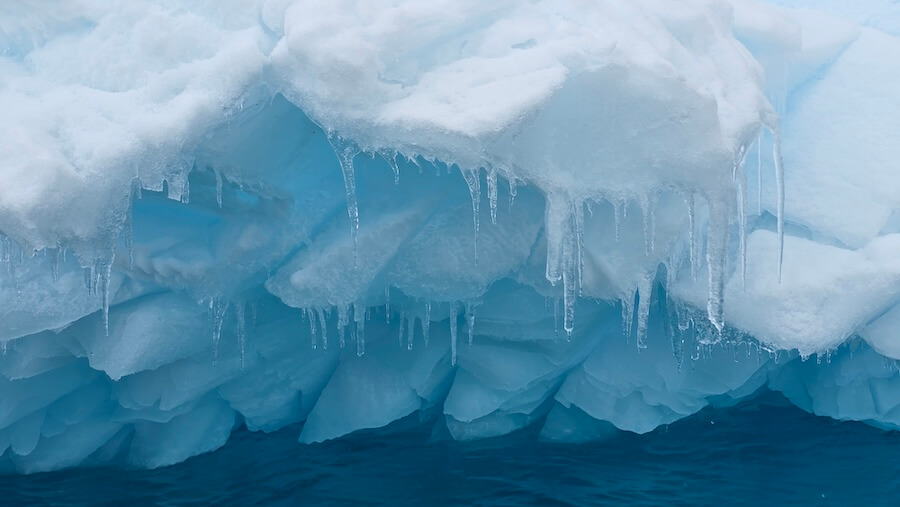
top-left (296, 117), bottom-right (787, 362)
top-left (0, 116), bottom-right (785, 370)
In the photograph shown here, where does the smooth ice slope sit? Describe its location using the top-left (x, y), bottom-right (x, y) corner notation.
top-left (0, 0), bottom-right (899, 473)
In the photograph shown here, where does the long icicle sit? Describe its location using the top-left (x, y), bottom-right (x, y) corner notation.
top-left (613, 200), bottom-right (621, 242)
top-left (328, 134), bottom-right (360, 268)
top-left (736, 154), bottom-right (748, 290)
top-left (562, 231), bottom-right (576, 340)
top-left (450, 301), bottom-right (459, 365)
top-left (771, 127), bottom-right (786, 282)
top-left (354, 302), bottom-right (365, 357)
top-left (635, 272), bottom-right (653, 349)
top-left (380, 151), bottom-right (400, 185)
top-left (544, 195), bottom-right (568, 285)
top-left (621, 290), bottom-right (634, 343)
top-left (461, 167), bottom-right (481, 264)
top-left (306, 308), bottom-right (318, 349)
top-left (337, 303), bottom-right (349, 349)
top-left (688, 194), bottom-right (698, 282)
top-left (97, 256), bottom-right (113, 337)
top-left (317, 308), bottom-right (328, 351)
top-left (487, 168), bottom-right (498, 225)
top-left (706, 198), bottom-right (729, 333)
top-left (423, 302), bottom-right (431, 347)
top-left (573, 201), bottom-right (585, 295)
top-left (757, 131), bottom-right (763, 214)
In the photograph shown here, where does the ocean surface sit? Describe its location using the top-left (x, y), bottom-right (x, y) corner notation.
top-left (2, 392), bottom-right (898, 506)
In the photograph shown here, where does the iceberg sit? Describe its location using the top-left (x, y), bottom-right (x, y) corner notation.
top-left (0, 0), bottom-right (899, 472)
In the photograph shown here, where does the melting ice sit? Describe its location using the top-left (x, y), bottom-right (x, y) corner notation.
top-left (0, 0), bottom-right (898, 473)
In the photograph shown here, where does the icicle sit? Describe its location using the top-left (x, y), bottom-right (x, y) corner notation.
top-left (562, 213), bottom-right (578, 340)
top-left (640, 197), bottom-right (654, 255)
top-left (398, 310), bottom-right (406, 347)
top-left (562, 270), bottom-right (575, 341)
top-left (461, 167), bottom-right (481, 263)
top-left (757, 132), bottom-right (763, 214)
top-left (354, 302), bottom-right (366, 357)
top-left (613, 200), bottom-right (621, 242)
top-left (235, 302), bottom-right (246, 369)
top-left (771, 128), bottom-right (786, 282)
top-left (732, 145), bottom-right (746, 181)
top-left (385, 286), bottom-right (391, 324)
top-left (450, 301), bottom-right (459, 365)
top-left (337, 304), bottom-right (349, 349)
top-left (328, 134), bottom-right (360, 268)
top-left (546, 196), bottom-right (582, 336)
top-left (407, 316), bottom-right (415, 351)
top-left (317, 308), bottom-right (328, 351)
top-left (688, 194), bottom-right (698, 282)
top-left (706, 198), bottom-right (729, 333)
top-left (487, 168), bottom-right (498, 225)
top-left (97, 257), bottom-right (113, 337)
top-left (736, 160), bottom-right (748, 290)
top-left (465, 302), bottom-right (476, 346)
top-left (621, 291), bottom-right (634, 342)
top-left (423, 302), bottom-right (431, 347)
top-left (306, 308), bottom-right (318, 349)
top-left (573, 201), bottom-right (585, 295)
top-left (508, 178), bottom-right (517, 207)
top-left (214, 169), bottom-right (224, 208)
top-left (380, 151), bottom-right (400, 184)
top-left (544, 195), bottom-right (568, 285)
top-left (636, 273), bottom-right (653, 349)
top-left (210, 298), bottom-right (228, 363)
top-left (0, 341), bottom-right (6, 356)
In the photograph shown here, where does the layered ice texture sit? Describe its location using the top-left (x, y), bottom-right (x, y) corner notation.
top-left (0, 0), bottom-right (899, 472)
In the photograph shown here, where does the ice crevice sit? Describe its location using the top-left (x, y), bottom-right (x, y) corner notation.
top-left (0, 0), bottom-right (899, 473)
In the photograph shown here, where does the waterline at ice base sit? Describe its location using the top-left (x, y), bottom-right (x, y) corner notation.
top-left (1, 0), bottom-right (900, 490)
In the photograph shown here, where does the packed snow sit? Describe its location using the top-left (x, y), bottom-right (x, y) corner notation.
top-left (0, 0), bottom-right (898, 472)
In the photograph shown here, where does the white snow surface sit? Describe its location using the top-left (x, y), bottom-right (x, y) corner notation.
top-left (0, 0), bottom-right (899, 472)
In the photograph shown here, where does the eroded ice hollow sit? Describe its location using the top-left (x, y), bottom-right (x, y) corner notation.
top-left (0, 0), bottom-right (899, 472)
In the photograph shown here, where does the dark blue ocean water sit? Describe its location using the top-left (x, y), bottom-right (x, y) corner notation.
top-left (2, 392), bottom-right (899, 506)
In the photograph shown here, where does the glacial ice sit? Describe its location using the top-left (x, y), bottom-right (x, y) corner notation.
top-left (0, 0), bottom-right (899, 472)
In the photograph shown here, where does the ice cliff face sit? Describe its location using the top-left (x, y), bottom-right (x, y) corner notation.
top-left (0, 0), bottom-right (898, 473)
